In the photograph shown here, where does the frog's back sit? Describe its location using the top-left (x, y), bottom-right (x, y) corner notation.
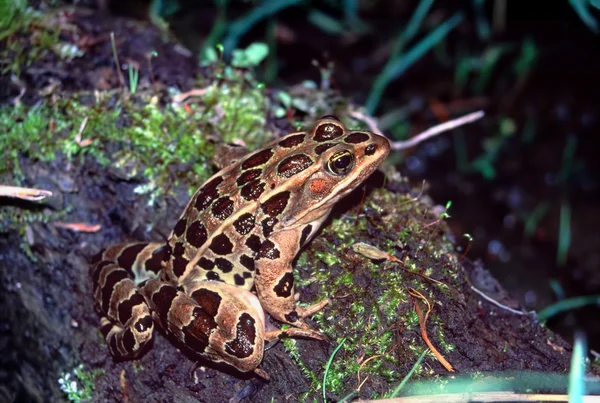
top-left (161, 117), bottom-right (390, 290)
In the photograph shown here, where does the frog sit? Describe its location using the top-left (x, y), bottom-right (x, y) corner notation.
top-left (91, 115), bottom-right (390, 378)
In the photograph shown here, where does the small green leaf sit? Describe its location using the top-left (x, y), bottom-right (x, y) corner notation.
top-left (244, 42), bottom-right (269, 66)
top-left (202, 47), bottom-right (218, 63)
top-left (277, 91), bottom-right (292, 108)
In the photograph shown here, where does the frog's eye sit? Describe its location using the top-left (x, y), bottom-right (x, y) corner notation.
top-left (327, 150), bottom-right (355, 175)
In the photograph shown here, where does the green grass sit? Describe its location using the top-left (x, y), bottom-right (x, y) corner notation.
top-left (366, 5), bottom-right (464, 114)
top-left (536, 295), bottom-right (600, 322)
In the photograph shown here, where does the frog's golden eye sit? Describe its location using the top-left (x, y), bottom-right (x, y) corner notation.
top-left (327, 150), bottom-right (355, 175)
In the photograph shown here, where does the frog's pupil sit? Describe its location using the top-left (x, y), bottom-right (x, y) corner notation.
top-left (334, 154), bottom-right (351, 170)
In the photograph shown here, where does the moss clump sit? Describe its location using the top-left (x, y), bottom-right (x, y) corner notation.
top-left (295, 189), bottom-right (461, 398)
top-left (0, 2), bottom-right (75, 77)
top-left (0, 96), bottom-right (213, 194)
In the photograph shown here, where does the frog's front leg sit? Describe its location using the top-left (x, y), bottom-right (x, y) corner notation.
top-left (142, 278), bottom-right (268, 374)
top-left (254, 229), bottom-right (329, 331)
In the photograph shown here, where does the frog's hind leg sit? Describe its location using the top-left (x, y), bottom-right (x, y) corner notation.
top-left (142, 279), bottom-right (267, 374)
top-left (91, 242), bottom-right (165, 357)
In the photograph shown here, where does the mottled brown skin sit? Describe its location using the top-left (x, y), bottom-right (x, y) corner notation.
top-left (91, 116), bottom-right (390, 377)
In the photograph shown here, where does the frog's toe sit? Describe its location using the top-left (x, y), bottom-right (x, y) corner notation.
top-left (265, 327), bottom-right (325, 342)
top-left (298, 298), bottom-right (330, 318)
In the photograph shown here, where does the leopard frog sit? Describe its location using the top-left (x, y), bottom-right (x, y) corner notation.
top-left (92, 116), bottom-right (390, 377)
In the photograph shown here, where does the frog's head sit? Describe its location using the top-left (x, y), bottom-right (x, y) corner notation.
top-left (274, 115), bottom-right (390, 228)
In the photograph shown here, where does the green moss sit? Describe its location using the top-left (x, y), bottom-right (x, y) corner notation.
top-left (294, 188), bottom-right (463, 399)
top-left (0, 0), bottom-right (35, 42)
top-left (1, 64), bottom-right (270, 257)
top-left (0, 96), bottom-right (214, 189)
top-left (0, 3), bottom-right (70, 76)
top-left (281, 338), bottom-right (319, 386)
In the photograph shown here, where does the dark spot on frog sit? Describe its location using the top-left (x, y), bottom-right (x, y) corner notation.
top-left (277, 154), bottom-right (313, 178)
top-left (160, 244), bottom-right (172, 261)
top-left (191, 288), bottom-right (222, 317)
top-left (186, 221), bottom-right (208, 248)
top-left (101, 269), bottom-right (128, 312)
top-left (151, 285), bottom-right (178, 326)
top-left (314, 142), bottom-right (336, 155)
top-left (261, 191), bottom-right (290, 217)
top-left (173, 218), bottom-right (187, 237)
top-left (234, 274), bottom-right (245, 286)
top-left (173, 255), bottom-right (189, 277)
top-left (273, 272), bottom-right (293, 297)
top-left (206, 271), bottom-right (221, 281)
top-left (211, 196), bottom-right (234, 220)
top-left (299, 225), bottom-right (312, 247)
top-left (241, 148), bottom-right (274, 170)
top-left (314, 122), bottom-right (344, 142)
top-left (117, 243), bottom-right (147, 271)
top-left (224, 313), bottom-right (256, 358)
top-left (279, 133), bottom-right (305, 148)
top-left (284, 311), bottom-right (299, 323)
top-left (117, 292), bottom-right (145, 324)
top-left (182, 305), bottom-right (219, 353)
top-left (215, 258), bottom-right (233, 273)
top-left (261, 217), bottom-right (278, 237)
top-left (173, 242), bottom-right (185, 257)
top-left (257, 240), bottom-right (280, 260)
top-left (233, 213), bottom-right (255, 235)
top-left (240, 255), bottom-right (255, 271)
top-left (241, 180), bottom-right (266, 201)
top-left (344, 132), bottom-right (370, 144)
top-left (122, 328), bottom-right (135, 353)
top-left (236, 169), bottom-right (262, 186)
top-left (245, 235), bottom-right (262, 253)
top-left (209, 234), bottom-right (234, 255)
top-left (195, 176), bottom-right (223, 211)
top-left (198, 257), bottom-right (215, 271)
top-left (145, 247), bottom-right (165, 274)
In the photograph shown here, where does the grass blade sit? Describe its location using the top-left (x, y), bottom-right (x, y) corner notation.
top-left (536, 295), bottom-right (600, 322)
top-left (569, 331), bottom-right (587, 403)
top-left (569, 0), bottom-right (600, 33)
top-left (366, 12), bottom-right (464, 113)
top-left (389, 349), bottom-right (429, 397)
top-left (323, 338), bottom-right (347, 401)
top-left (222, 0), bottom-right (301, 55)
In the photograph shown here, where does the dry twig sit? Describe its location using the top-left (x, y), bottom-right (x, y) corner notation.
top-left (0, 186), bottom-right (52, 201)
top-left (408, 288), bottom-right (455, 372)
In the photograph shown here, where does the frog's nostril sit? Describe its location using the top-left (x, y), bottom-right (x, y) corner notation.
top-left (365, 144), bottom-right (377, 156)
